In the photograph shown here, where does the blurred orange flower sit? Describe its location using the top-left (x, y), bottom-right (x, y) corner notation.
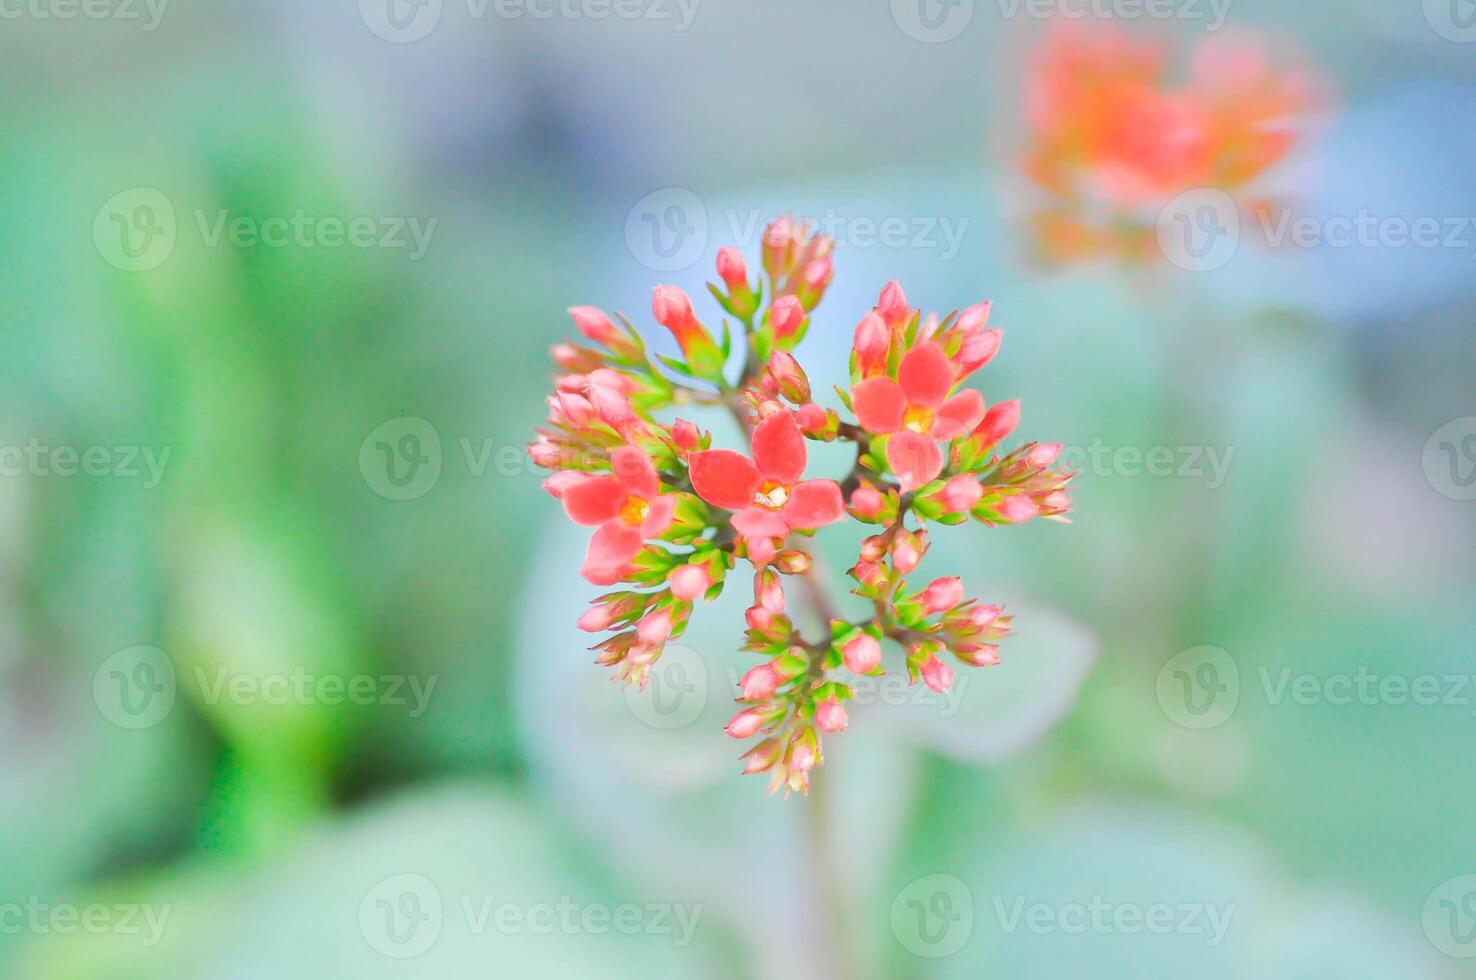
top-left (1020, 22), bottom-right (1322, 264)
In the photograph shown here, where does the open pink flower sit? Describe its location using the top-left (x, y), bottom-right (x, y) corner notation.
top-left (850, 341), bottom-right (986, 491)
top-left (556, 445), bottom-right (677, 584)
top-left (688, 412), bottom-right (843, 560)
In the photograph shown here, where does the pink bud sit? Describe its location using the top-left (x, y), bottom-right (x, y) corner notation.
top-left (815, 698), bottom-right (848, 733)
top-left (745, 605), bottom-right (777, 632)
top-left (773, 550), bottom-right (812, 575)
top-left (936, 474), bottom-right (983, 513)
top-left (852, 312), bottom-right (889, 377)
top-left (747, 536), bottom-right (777, 565)
top-left (770, 296), bottom-right (805, 339)
top-left (850, 486), bottom-right (885, 519)
top-left (670, 418), bottom-right (701, 450)
top-left (956, 644), bottom-right (1000, 667)
top-left (997, 494), bottom-right (1039, 524)
top-left (556, 392), bottom-right (596, 427)
top-left (1028, 442), bottom-right (1063, 470)
top-left (842, 634), bottom-right (882, 674)
top-left (790, 741), bottom-right (817, 772)
top-left (877, 280), bottom-right (909, 327)
top-left (974, 399), bottom-right (1021, 445)
top-left (764, 351), bottom-right (810, 403)
top-left (716, 246), bottom-right (748, 289)
top-left (853, 559), bottom-right (888, 589)
top-left (755, 569), bottom-right (785, 613)
top-left (636, 609), bottom-right (673, 645)
top-left (921, 654), bottom-right (955, 694)
top-left (740, 662), bottom-right (783, 701)
top-left (956, 300), bottom-right (992, 332)
top-left (669, 564), bottom-right (712, 601)
top-left (528, 441), bottom-right (562, 468)
top-left (804, 255), bottom-right (833, 291)
top-left (568, 306), bottom-right (617, 344)
top-left (891, 529), bottom-right (926, 575)
top-left (762, 217), bottom-right (793, 278)
top-left (955, 328), bottom-right (1003, 376)
top-left (795, 402), bottom-right (827, 434)
top-left (743, 737), bottom-right (782, 772)
top-left (551, 343), bottom-right (602, 373)
top-left (859, 534), bottom-right (886, 561)
top-left (966, 604), bottom-right (1001, 630)
top-left (577, 604), bottom-right (616, 632)
top-left (920, 576), bottom-right (965, 614)
top-left (651, 285), bottom-right (695, 332)
top-left (727, 708), bottom-right (767, 739)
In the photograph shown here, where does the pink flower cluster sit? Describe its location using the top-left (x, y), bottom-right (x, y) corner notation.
top-left (529, 216), bottom-right (1075, 795)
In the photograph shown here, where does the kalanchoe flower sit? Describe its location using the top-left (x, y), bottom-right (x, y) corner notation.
top-left (688, 411), bottom-right (844, 561)
top-left (529, 214), bottom-right (1074, 796)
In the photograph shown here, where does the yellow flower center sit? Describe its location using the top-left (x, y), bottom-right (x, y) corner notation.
top-left (755, 482), bottom-right (789, 509)
top-left (620, 496), bottom-right (650, 526)
top-left (903, 404), bottom-right (934, 434)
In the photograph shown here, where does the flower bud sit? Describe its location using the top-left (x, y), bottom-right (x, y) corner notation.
top-left (955, 327), bottom-right (1002, 376)
top-left (551, 343), bottom-right (603, 373)
top-left (762, 217), bottom-right (793, 280)
top-left (877, 280), bottom-right (909, 327)
top-left (743, 737), bottom-right (782, 771)
top-left (636, 608), bottom-right (673, 645)
top-left (773, 549), bottom-right (812, 575)
top-left (852, 559), bottom-right (888, 590)
top-left (891, 528), bottom-right (927, 575)
top-left (653, 285), bottom-right (725, 381)
top-left (920, 576), bottom-right (965, 614)
top-left (755, 569), bottom-right (785, 613)
top-left (850, 487), bottom-right (885, 520)
top-left (770, 295), bottom-right (805, 341)
top-left (974, 399), bottom-right (1021, 445)
top-left (747, 536), bottom-right (777, 565)
top-left (764, 351), bottom-right (811, 403)
top-left (716, 246), bottom-right (748, 289)
top-left (815, 698), bottom-right (848, 733)
top-left (997, 494), bottom-right (1039, 524)
top-left (921, 654), bottom-right (955, 694)
top-left (669, 563), bottom-right (712, 601)
top-left (955, 644), bottom-right (1001, 667)
top-left (933, 474), bottom-right (983, 513)
top-left (670, 418), bottom-right (701, 451)
top-left (568, 306), bottom-right (618, 345)
top-left (795, 402), bottom-right (827, 434)
top-left (740, 662), bottom-right (783, 701)
top-left (727, 708), bottom-right (768, 739)
top-left (842, 633), bottom-right (882, 674)
top-left (797, 255), bottom-right (833, 309)
top-left (852, 312), bottom-right (889, 378)
top-left (1028, 442), bottom-right (1063, 470)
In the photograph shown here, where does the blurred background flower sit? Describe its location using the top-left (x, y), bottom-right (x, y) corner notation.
top-left (2, 2), bottom-right (1474, 978)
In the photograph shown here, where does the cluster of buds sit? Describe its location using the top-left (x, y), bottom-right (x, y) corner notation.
top-left (1019, 22), bottom-right (1322, 265)
top-left (530, 215), bottom-right (1075, 795)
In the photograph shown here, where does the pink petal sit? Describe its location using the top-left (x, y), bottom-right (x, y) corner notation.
top-left (561, 475), bottom-right (626, 526)
top-left (732, 506), bottom-right (790, 539)
top-left (931, 389), bottom-right (986, 441)
top-left (851, 377), bottom-right (906, 434)
top-left (886, 432), bottom-right (944, 492)
top-left (688, 449), bottom-right (762, 511)
top-left (897, 342), bottom-right (954, 408)
top-left (751, 411), bottom-right (806, 485)
top-left (542, 470), bottom-right (583, 499)
top-left (640, 494), bottom-right (677, 537)
top-left (780, 480), bottom-right (845, 529)
top-left (611, 445), bottom-right (659, 499)
top-left (580, 521), bottom-right (643, 584)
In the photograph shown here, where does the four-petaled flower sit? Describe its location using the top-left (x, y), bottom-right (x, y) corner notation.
top-left (688, 411), bottom-right (844, 563)
top-left (851, 341), bottom-right (986, 491)
top-left (554, 445), bottom-right (677, 585)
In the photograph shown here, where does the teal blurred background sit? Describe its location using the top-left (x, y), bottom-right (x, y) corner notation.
top-left (3, 2), bottom-right (1475, 977)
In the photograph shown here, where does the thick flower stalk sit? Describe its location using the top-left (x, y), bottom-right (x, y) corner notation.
top-left (1018, 23), bottom-right (1321, 264)
top-left (528, 216), bottom-right (1075, 795)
